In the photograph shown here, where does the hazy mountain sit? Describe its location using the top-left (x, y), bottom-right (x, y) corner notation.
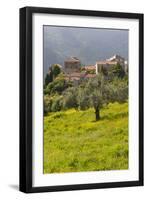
top-left (43, 26), bottom-right (128, 75)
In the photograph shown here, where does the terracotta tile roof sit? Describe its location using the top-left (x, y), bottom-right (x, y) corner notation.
top-left (84, 65), bottom-right (96, 70)
top-left (67, 72), bottom-right (86, 77)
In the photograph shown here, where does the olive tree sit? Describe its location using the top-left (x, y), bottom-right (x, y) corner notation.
top-left (62, 87), bottom-right (78, 110)
top-left (77, 75), bottom-right (128, 121)
top-left (86, 75), bottom-right (108, 120)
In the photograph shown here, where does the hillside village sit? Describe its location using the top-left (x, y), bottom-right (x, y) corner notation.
top-left (44, 54), bottom-right (128, 117)
top-left (47, 54), bottom-right (128, 84)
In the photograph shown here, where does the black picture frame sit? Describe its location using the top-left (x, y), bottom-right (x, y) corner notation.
top-left (19, 6), bottom-right (144, 193)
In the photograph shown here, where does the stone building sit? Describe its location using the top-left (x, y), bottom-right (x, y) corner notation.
top-left (64, 57), bottom-right (81, 73)
top-left (64, 71), bottom-right (96, 85)
top-left (63, 54), bottom-right (128, 82)
top-left (96, 55), bottom-right (128, 74)
top-left (106, 54), bottom-right (125, 65)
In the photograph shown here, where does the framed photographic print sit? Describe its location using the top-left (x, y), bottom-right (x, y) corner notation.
top-left (19, 7), bottom-right (144, 193)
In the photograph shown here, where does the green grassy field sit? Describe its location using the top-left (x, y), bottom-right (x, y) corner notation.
top-left (44, 102), bottom-right (128, 173)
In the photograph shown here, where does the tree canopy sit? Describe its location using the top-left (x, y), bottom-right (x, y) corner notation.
top-left (44, 64), bottom-right (61, 87)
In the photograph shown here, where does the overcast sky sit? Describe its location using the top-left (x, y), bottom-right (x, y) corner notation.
top-left (43, 26), bottom-right (128, 74)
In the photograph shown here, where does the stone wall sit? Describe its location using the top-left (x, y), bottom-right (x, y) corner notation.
top-left (64, 61), bottom-right (81, 73)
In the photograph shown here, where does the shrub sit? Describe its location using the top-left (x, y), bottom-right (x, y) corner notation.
top-left (110, 63), bottom-right (125, 78)
top-left (44, 95), bottom-right (52, 115)
top-left (45, 77), bottom-right (69, 95)
top-left (52, 64), bottom-right (61, 79)
top-left (51, 95), bottom-right (63, 112)
top-left (62, 87), bottom-right (78, 110)
top-left (77, 87), bottom-right (90, 110)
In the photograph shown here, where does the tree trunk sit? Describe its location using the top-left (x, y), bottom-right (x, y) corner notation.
top-left (95, 108), bottom-right (100, 121)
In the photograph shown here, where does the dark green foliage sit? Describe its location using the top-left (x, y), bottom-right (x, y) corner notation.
top-left (45, 77), bottom-right (69, 95)
top-left (44, 70), bottom-right (53, 86)
top-left (110, 63), bottom-right (125, 78)
top-left (101, 65), bottom-right (108, 76)
top-left (62, 87), bottom-right (78, 109)
top-left (44, 64), bottom-right (61, 88)
top-left (52, 64), bottom-right (61, 79)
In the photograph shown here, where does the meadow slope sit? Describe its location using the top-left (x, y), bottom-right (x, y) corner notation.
top-left (44, 102), bottom-right (128, 173)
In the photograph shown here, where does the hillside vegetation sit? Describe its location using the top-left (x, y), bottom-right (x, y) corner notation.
top-left (44, 102), bottom-right (128, 173)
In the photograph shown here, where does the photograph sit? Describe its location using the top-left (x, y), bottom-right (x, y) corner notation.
top-left (43, 26), bottom-right (129, 174)
top-left (19, 7), bottom-right (143, 193)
